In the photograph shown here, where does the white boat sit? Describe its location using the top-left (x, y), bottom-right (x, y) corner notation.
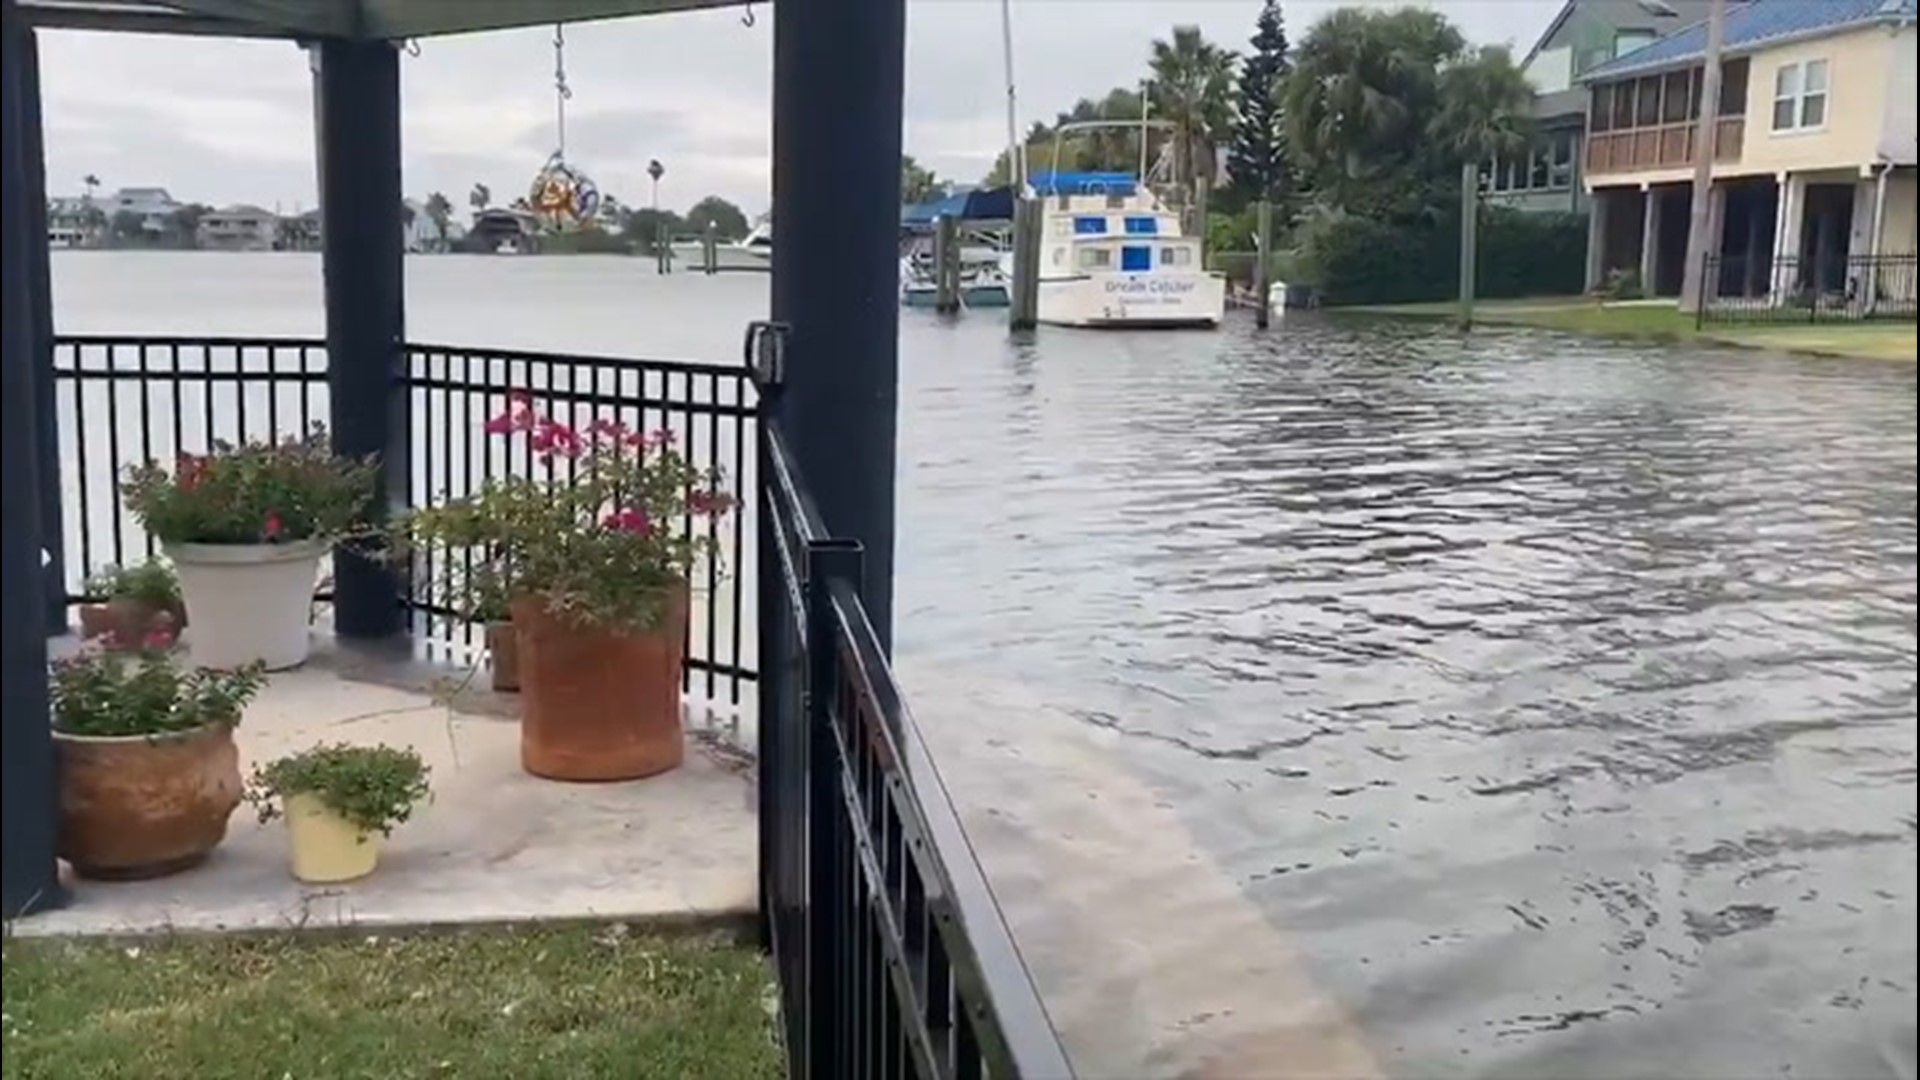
top-left (669, 218), bottom-right (771, 270)
top-left (1031, 122), bottom-right (1224, 329)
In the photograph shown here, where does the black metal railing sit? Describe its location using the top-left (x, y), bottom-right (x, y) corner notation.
top-left (49, 335), bottom-right (756, 711)
top-left (400, 342), bottom-right (757, 708)
top-left (1698, 253), bottom-right (1919, 326)
top-left (51, 336), bottom-right (331, 598)
top-left (758, 419), bottom-right (1072, 1078)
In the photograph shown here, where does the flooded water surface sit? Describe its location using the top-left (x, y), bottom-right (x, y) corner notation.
top-left (59, 253), bottom-right (1919, 1079)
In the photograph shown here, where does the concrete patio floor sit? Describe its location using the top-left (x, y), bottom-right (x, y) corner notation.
top-left (21, 638), bottom-right (757, 938)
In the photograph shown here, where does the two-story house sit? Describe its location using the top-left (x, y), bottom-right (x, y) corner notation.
top-left (1492, 0), bottom-right (1713, 215)
top-left (196, 204), bottom-right (279, 251)
top-left (105, 186), bottom-right (181, 236)
top-left (1579, 0), bottom-right (1916, 302)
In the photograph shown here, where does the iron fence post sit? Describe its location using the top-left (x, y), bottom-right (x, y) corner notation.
top-left (804, 538), bottom-right (863, 1080)
top-left (14, 25), bottom-right (63, 633)
top-left (750, 320), bottom-right (787, 955)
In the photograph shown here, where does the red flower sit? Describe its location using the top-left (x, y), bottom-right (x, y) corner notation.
top-left (263, 510), bottom-right (284, 541)
top-left (529, 419), bottom-right (583, 459)
top-left (143, 626), bottom-right (177, 650)
top-left (176, 452), bottom-right (206, 491)
top-left (483, 412), bottom-right (517, 435)
top-left (508, 389), bottom-right (533, 406)
top-left (687, 490), bottom-right (735, 517)
top-left (587, 417), bottom-right (630, 442)
top-left (601, 508), bottom-right (652, 535)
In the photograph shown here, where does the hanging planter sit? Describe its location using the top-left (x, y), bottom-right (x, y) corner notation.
top-left (249, 743), bottom-right (432, 884)
top-left (120, 428), bottom-right (378, 671)
top-left (51, 633), bottom-right (267, 880)
top-left (399, 392), bottom-right (734, 783)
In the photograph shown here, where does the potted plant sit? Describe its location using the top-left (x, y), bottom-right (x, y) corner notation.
top-left (50, 631), bottom-right (267, 879)
top-left (120, 425), bottom-right (377, 671)
top-left (401, 392), bottom-right (733, 782)
top-left (248, 742), bottom-right (432, 884)
top-left (78, 558), bottom-right (187, 649)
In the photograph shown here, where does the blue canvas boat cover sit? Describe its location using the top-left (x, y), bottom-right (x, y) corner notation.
top-left (901, 186), bottom-right (1017, 228)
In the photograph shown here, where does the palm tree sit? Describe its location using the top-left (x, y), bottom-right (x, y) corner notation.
top-left (1147, 26), bottom-right (1238, 220)
top-left (424, 191), bottom-right (454, 250)
top-left (469, 182), bottom-right (491, 218)
top-left (1430, 46), bottom-right (1534, 166)
top-left (1282, 7), bottom-right (1467, 217)
top-left (646, 159), bottom-right (665, 211)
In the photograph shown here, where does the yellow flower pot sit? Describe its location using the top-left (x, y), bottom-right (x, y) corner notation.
top-left (284, 792), bottom-right (382, 883)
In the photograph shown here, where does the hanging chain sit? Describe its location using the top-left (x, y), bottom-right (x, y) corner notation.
top-left (553, 24), bottom-right (573, 157)
top-left (741, 1), bottom-right (756, 27)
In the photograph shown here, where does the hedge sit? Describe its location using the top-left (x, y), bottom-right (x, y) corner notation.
top-left (1305, 208), bottom-right (1588, 306)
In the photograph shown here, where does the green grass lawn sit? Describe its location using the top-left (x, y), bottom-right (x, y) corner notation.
top-left (1339, 297), bottom-right (1917, 361)
top-left (1, 927), bottom-right (782, 1080)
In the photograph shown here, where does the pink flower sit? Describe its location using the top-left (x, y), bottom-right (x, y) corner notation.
top-left (508, 389), bottom-right (533, 406)
top-left (687, 489), bottom-right (735, 517)
top-left (176, 453), bottom-right (206, 490)
top-left (587, 417), bottom-right (629, 442)
top-left (601, 508), bottom-right (652, 535)
top-left (143, 626), bottom-right (176, 650)
top-left (483, 412), bottom-right (517, 435)
top-left (263, 510), bottom-right (284, 541)
top-left (529, 420), bottom-right (583, 459)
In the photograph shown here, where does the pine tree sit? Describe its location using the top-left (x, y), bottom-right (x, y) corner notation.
top-left (1227, 0), bottom-right (1291, 203)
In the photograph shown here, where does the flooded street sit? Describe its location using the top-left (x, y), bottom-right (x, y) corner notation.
top-left (59, 253), bottom-right (1919, 1078)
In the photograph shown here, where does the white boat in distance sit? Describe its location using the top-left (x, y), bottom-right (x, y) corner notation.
top-left (669, 218), bottom-right (771, 270)
top-left (1033, 121), bottom-right (1224, 329)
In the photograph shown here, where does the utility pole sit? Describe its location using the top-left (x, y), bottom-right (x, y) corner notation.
top-left (1458, 162), bottom-right (1479, 330)
top-left (1678, 0), bottom-right (1727, 311)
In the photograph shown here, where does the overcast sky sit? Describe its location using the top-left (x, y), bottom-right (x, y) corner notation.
top-left (37, 0), bottom-right (1560, 217)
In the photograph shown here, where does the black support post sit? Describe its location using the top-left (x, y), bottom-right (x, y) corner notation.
top-left (315, 38), bottom-right (407, 640)
top-left (15, 25), bottom-right (65, 632)
top-left (1, 0), bottom-right (67, 918)
top-left (770, 0), bottom-right (906, 652)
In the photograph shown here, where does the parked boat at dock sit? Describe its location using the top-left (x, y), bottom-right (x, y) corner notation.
top-left (1032, 169), bottom-right (1224, 329)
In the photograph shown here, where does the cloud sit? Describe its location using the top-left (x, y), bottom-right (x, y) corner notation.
top-left (33, 0), bottom-right (1557, 215)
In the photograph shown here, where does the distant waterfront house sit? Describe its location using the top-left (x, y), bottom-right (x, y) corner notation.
top-left (276, 209), bottom-right (322, 251)
top-left (1491, 0), bottom-right (1713, 216)
top-left (1580, 0), bottom-right (1917, 301)
top-left (197, 204), bottom-right (279, 251)
top-left (105, 186), bottom-right (181, 236)
top-left (465, 207), bottom-right (537, 254)
top-left (47, 195), bottom-right (102, 247)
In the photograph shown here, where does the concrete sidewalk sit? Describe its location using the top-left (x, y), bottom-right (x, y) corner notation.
top-left (23, 641), bottom-right (756, 938)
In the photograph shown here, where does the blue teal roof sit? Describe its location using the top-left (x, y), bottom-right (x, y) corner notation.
top-left (1581, 0), bottom-right (1916, 81)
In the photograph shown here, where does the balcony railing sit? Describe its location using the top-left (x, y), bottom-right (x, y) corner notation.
top-left (1586, 115), bottom-right (1744, 176)
top-left (47, 331), bottom-right (1074, 1079)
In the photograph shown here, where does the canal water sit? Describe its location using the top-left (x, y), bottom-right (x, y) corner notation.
top-left (56, 253), bottom-right (1919, 1079)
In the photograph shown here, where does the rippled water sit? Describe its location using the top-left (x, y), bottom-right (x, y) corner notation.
top-left (58, 254), bottom-right (1919, 1079)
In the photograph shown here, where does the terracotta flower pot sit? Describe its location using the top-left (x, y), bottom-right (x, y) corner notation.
top-left (55, 721), bottom-right (243, 880)
top-left (486, 620), bottom-right (520, 693)
top-left (77, 598), bottom-right (181, 650)
top-left (511, 588), bottom-right (687, 782)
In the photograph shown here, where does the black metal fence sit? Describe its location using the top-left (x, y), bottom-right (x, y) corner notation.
top-left (49, 335), bottom-right (756, 713)
top-left (758, 418), bottom-right (1071, 1079)
top-left (1698, 253), bottom-right (1919, 326)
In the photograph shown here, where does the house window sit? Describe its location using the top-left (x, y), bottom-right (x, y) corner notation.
top-left (1772, 59), bottom-right (1828, 131)
top-left (1549, 130), bottom-right (1576, 188)
top-left (1661, 70), bottom-right (1691, 123)
top-left (1614, 29), bottom-right (1657, 58)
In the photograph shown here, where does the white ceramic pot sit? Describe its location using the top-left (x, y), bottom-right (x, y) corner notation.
top-left (165, 539), bottom-right (326, 670)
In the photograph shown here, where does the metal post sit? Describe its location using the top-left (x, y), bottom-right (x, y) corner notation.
top-left (1009, 196), bottom-right (1041, 330)
top-left (804, 538), bottom-right (862, 1080)
top-left (1639, 186), bottom-right (1660, 295)
top-left (771, 0), bottom-right (905, 651)
top-left (933, 214), bottom-right (960, 314)
top-left (704, 218), bottom-right (719, 276)
top-left (1458, 162), bottom-right (1479, 330)
top-left (1253, 200), bottom-right (1273, 330)
top-left (15, 25), bottom-right (63, 632)
top-left (316, 39), bottom-right (407, 641)
top-left (1, 0), bottom-right (66, 918)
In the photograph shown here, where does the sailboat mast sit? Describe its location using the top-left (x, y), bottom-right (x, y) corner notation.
top-left (999, 0), bottom-right (1022, 185)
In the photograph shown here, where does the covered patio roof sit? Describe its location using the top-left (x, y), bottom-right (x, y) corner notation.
top-left (16, 0), bottom-right (749, 39)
